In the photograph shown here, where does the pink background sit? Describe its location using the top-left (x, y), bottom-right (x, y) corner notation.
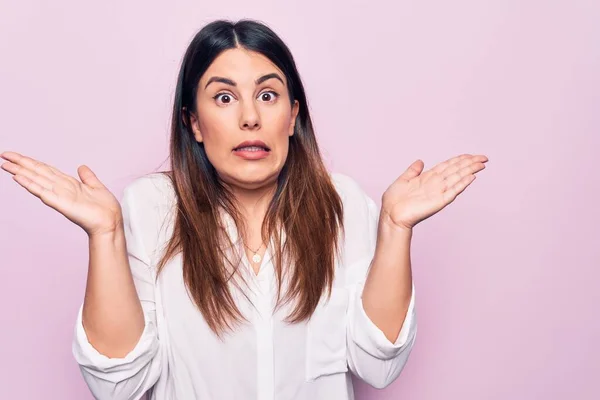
top-left (1, 0), bottom-right (598, 399)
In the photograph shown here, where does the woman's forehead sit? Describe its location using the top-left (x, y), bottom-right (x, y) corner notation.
top-left (200, 48), bottom-right (286, 87)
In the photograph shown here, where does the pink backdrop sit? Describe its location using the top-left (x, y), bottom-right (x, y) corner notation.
top-left (1, 0), bottom-right (598, 399)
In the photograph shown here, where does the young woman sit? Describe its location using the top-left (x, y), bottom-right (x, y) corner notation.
top-left (0, 19), bottom-right (487, 400)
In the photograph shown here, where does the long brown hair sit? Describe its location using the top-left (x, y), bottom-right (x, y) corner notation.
top-left (156, 19), bottom-right (344, 337)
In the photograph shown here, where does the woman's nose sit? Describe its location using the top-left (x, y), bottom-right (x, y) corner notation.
top-left (240, 102), bottom-right (261, 130)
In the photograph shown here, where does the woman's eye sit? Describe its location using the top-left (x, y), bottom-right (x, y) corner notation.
top-left (214, 93), bottom-right (235, 105)
top-left (259, 91), bottom-right (278, 102)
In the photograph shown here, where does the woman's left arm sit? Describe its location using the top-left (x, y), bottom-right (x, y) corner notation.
top-left (347, 153), bottom-right (488, 388)
top-left (361, 216), bottom-right (414, 344)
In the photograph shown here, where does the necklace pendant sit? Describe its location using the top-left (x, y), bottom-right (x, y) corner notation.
top-left (252, 253), bottom-right (261, 264)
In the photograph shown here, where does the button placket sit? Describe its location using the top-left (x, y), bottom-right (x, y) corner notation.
top-left (255, 246), bottom-right (275, 400)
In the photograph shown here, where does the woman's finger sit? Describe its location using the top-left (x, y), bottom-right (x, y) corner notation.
top-left (77, 165), bottom-right (106, 189)
top-left (441, 156), bottom-right (487, 181)
top-left (393, 159), bottom-right (425, 183)
top-left (430, 154), bottom-right (472, 176)
top-left (1, 152), bottom-right (60, 181)
top-left (443, 174), bottom-right (476, 203)
top-left (2, 151), bottom-right (80, 186)
top-left (443, 161), bottom-right (486, 188)
top-left (11, 173), bottom-right (59, 206)
top-left (1, 160), bottom-right (55, 191)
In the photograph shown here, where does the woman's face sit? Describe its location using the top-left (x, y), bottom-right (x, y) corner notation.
top-left (190, 48), bottom-right (299, 190)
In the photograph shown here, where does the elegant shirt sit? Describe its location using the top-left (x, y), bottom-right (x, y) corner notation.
top-left (72, 172), bottom-right (417, 400)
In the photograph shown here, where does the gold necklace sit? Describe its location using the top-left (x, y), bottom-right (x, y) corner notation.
top-left (242, 241), bottom-right (263, 264)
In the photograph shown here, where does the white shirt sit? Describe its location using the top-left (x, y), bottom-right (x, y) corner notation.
top-left (72, 172), bottom-right (417, 400)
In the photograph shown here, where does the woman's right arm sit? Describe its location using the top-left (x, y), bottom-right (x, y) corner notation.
top-left (1, 152), bottom-right (161, 399)
top-left (82, 221), bottom-right (145, 358)
top-left (73, 185), bottom-right (162, 400)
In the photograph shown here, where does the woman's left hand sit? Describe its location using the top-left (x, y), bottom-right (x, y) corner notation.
top-left (380, 154), bottom-right (489, 231)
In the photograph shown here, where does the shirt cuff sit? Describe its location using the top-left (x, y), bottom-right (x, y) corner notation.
top-left (350, 282), bottom-right (417, 360)
top-left (72, 304), bottom-right (159, 378)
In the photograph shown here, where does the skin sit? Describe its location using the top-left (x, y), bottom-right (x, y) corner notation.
top-left (188, 47), bottom-right (299, 272)
top-left (365, 155), bottom-right (488, 342)
top-left (0, 46), bottom-right (489, 347)
top-left (0, 154), bottom-right (142, 358)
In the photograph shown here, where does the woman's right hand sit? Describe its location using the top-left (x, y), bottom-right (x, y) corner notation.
top-left (1, 151), bottom-right (123, 237)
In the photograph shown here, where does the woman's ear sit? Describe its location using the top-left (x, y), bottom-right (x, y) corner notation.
top-left (289, 100), bottom-right (300, 136)
top-left (186, 108), bottom-right (203, 143)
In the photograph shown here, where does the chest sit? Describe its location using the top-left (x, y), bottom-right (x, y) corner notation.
top-left (155, 250), bottom-right (352, 383)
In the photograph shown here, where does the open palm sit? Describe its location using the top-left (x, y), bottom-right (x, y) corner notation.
top-left (381, 154), bottom-right (488, 231)
top-left (1, 151), bottom-right (122, 236)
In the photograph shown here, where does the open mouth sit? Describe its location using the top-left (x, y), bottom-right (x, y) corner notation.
top-left (233, 145), bottom-right (270, 152)
top-left (233, 140), bottom-right (271, 152)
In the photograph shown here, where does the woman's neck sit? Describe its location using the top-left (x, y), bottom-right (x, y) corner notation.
top-left (230, 182), bottom-right (276, 226)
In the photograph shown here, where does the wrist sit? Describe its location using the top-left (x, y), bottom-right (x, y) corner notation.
top-left (88, 224), bottom-right (125, 244)
top-left (378, 210), bottom-right (413, 238)
top-left (374, 213), bottom-right (412, 261)
top-left (86, 214), bottom-right (124, 238)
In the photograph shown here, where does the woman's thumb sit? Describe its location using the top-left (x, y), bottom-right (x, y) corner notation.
top-left (400, 159), bottom-right (425, 180)
top-left (77, 165), bottom-right (104, 188)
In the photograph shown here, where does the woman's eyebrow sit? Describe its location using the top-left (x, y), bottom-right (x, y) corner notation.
top-left (256, 73), bottom-right (284, 85)
top-left (205, 77), bottom-right (236, 89)
top-left (204, 73), bottom-right (284, 90)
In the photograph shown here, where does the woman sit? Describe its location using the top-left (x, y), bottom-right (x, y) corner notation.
top-left (0, 19), bottom-right (487, 400)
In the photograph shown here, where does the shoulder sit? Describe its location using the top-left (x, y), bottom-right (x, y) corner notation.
top-left (330, 172), bottom-right (380, 236)
top-left (330, 172), bottom-right (377, 211)
top-left (122, 172), bottom-right (176, 211)
top-left (120, 173), bottom-right (177, 256)
top-left (329, 173), bottom-right (380, 269)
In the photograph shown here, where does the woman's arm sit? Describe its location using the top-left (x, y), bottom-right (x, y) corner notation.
top-left (344, 193), bottom-right (417, 390)
top-left (73, 181), bottom-right (163, 400)
top-left (83, 227), bottom-right (145, 358)
top-left (361, 219), bottom-right (413, 343)
top-left (345, 154), bottom-right (486, 388)
top-left (363, 154), bottom-right (487, 341)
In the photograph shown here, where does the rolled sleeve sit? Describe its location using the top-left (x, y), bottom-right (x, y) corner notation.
top-left (332, 173), bottom-right (418, 389)
top-left (350, 281), bottom-right (417, 360)
top-left (346, 279), bottom-right (417, 389)
top-left (71, 180), bottom-right (163, 399)
top-left (72, 304), bottom-right (160, 381)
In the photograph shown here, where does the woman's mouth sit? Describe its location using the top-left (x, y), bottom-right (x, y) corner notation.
top-left (232, 140), bottom-right (271, 160)
top-left (234, 146), bottom-right (269, 152)
top-left (233, 146), bottom-right (270, 160)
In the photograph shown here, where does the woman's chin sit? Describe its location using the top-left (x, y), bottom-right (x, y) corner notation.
top-left (219, 169), bottom-right (281, 191)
